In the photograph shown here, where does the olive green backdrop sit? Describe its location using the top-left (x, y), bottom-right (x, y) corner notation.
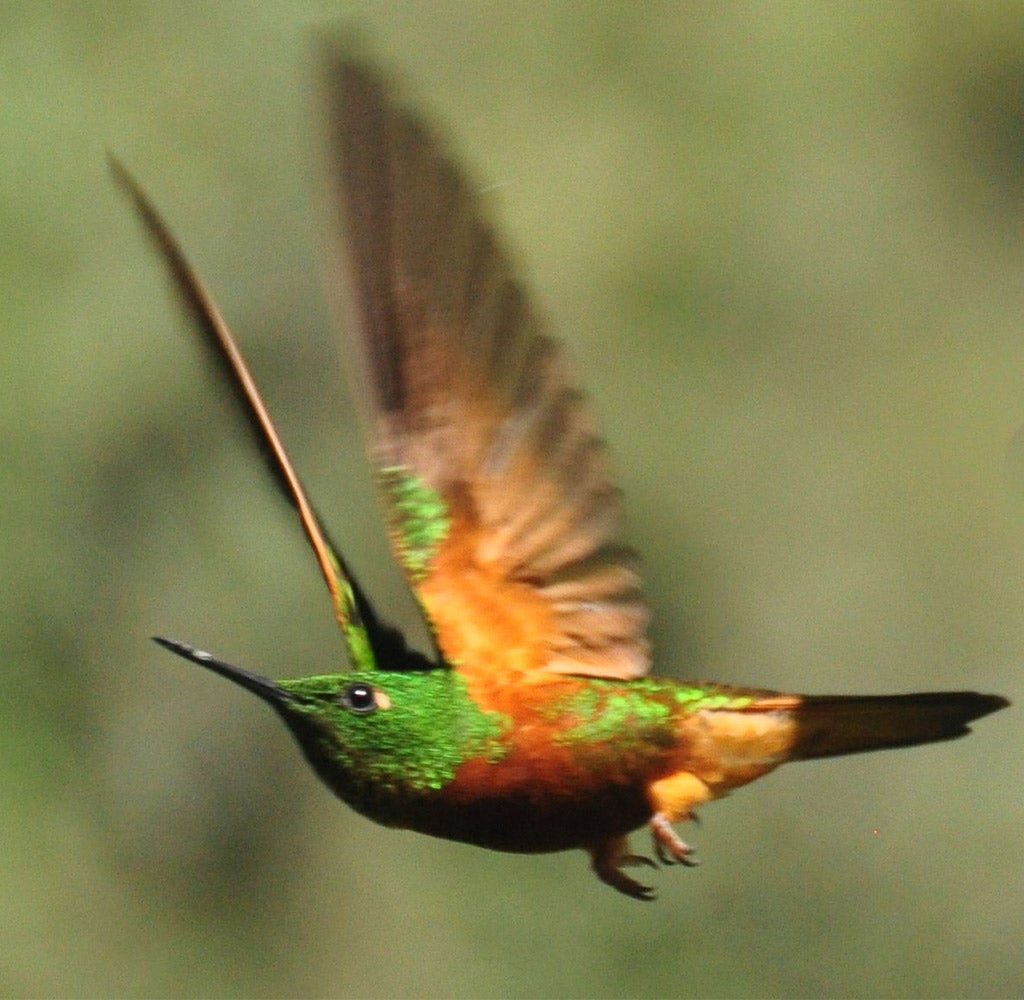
top-left (2, 2), bottom-right (1021, 997)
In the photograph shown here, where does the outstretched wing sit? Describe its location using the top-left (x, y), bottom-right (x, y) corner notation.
top-left (111, 157), bottom-right (394, 674)
top-left (323, 58), bottom-right (651, 681)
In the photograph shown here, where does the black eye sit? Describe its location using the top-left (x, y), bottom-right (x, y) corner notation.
top-left (340, 682), bottom-right (378, 714)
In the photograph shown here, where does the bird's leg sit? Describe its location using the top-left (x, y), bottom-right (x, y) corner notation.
top-left (649, 812), bottom-right (700, 867)
top-left (645, 770), bottom-right (710, 867)
top-left (588, 836), bottom-right (658, 900)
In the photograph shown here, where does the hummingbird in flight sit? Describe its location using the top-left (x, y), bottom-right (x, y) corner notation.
top-left (114, 56), bottom-right (1008, 899)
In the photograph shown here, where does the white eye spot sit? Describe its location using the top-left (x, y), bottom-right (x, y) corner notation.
top-left (375, 690), bottom-right (392, 710)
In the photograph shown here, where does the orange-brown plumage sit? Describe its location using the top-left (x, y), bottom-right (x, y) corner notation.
top-left (328, 60), bottom-right (652, 689)
top-left (124, 53), bottom-right (1008, 901)
top-left (418, 500), bottom-right (561, 682)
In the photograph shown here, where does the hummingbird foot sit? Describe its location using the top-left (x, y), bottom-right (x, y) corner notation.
top-left (588, 836), bottom-right (658, 900)
top-left (650, 812), bottom-right (700, 867)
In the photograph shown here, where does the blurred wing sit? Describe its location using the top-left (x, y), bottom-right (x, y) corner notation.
top-left (323, 58), bottom-right (650, 681)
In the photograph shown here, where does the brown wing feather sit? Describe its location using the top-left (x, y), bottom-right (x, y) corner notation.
top-left (324, 58), bottom-right (650, 680)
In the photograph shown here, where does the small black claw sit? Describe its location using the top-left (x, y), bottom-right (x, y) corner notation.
top-left (655, 842), bottom-right (699, 866)
top-left (656, 843), bottom-right (700, 867)
top-left (591, 841), bottom-right (659, 899)
top-left (614, 872), bottom-right (657, 901)
top-left (596, 865), bottom-right (657, 900)
top-left (649, 812), bottom-right (700, 867)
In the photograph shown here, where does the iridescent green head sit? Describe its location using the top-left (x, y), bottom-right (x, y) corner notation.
top-left (152, 637), bottom-right (507, 825)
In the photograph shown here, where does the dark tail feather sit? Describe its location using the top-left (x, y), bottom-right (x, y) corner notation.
top-left (791, 692), bottom-right (1008, 761)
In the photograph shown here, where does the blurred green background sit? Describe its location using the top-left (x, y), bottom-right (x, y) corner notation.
top-left (2, 2), bottom-right (1021, 997)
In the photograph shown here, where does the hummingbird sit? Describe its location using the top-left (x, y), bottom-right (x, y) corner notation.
top-left (114, 57), bottom-right (1008, 900)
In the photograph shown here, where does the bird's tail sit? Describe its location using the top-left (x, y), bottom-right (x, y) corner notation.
top-left (789, 691), bottom-right (1008, 760)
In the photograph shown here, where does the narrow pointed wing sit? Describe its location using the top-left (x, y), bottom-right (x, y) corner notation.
top-left (323, 59), bottom-right (651, 681)
top-left (111, 157), bottom-right (386, 672)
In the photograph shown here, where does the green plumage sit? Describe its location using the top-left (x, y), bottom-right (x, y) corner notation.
top-left (279, 671), bottom-right (507, 795)
top-left (126, 54), bottom-right (1007, 900)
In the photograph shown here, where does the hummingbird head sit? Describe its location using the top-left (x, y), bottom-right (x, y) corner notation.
top-left (152, 636), bottom-right (507, 819)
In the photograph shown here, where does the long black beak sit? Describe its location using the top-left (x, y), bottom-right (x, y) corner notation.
top-left (152, 636), bottom-right (293, 707)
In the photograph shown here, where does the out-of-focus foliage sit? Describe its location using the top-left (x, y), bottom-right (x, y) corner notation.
top-left (1, 3), bottom-right (1020, 997)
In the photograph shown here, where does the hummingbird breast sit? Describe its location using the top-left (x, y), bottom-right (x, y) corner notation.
top-left (391, 674), bottom-right (690, 854)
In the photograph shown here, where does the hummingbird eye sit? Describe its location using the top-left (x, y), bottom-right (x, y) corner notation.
top-left (340, 682), bottom-right (378, 714)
